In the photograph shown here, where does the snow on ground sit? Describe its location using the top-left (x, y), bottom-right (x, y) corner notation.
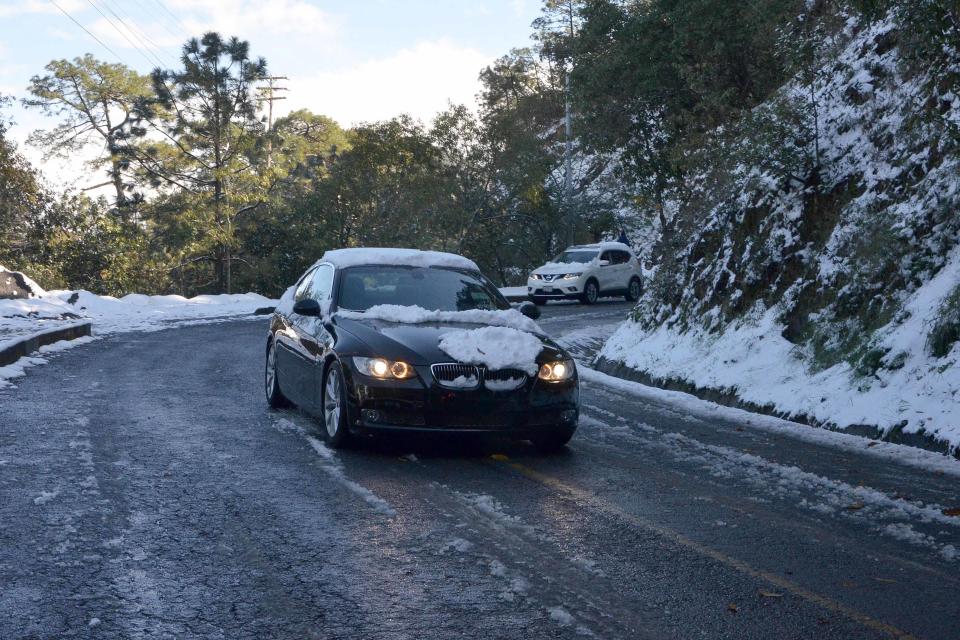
top-left (439, 326), bottom-right (543, 375)
top-left (599, 249), bottom-right (960, 451)
top-left (579, 367), bottom-right (960, 477)
top-left (498, 286), bottom-right (528, 299)
top-left (577, 384), bottom-right (960, 561)
top-left (0, 275), bottom-right (275, 386)
top-left (271, 416), bottom-right (396, 516)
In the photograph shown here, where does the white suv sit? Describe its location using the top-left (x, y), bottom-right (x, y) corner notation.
top-left (527, 242), bottom-right (642, 305)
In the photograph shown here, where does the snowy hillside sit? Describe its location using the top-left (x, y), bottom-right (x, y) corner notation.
top-left (601, 10), bottom-right (960, 451)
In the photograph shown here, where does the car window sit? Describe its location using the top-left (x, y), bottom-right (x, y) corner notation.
top-left (600, 251), bottom-right (613, 264)
top-left (309, 264), bottom-right (335, 301)
top-left (553, 250), bottom-right (599, 264)
top-left (294, 268), bottom-right (317, 302)
top-left (612, 250), bottom-right (631, 265)
top-left (337, 266), bottom-right (509, 312)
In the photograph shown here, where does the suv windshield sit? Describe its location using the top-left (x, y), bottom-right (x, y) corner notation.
top-left (337, 266), bottom-right (509, 312)
top-left (553, 250), bottom-right (599, 264)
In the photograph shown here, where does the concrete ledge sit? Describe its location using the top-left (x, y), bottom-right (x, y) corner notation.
top-left (594, 356), bottom-right (959, 460)
top-left (0, 322), bottom-right (92, 367)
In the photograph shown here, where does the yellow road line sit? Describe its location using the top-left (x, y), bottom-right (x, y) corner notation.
top-left (489, 454), bottom-right (917, 640)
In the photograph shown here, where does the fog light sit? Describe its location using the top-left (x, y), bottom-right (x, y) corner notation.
top-left (362, 409), bottom-right (383, 423)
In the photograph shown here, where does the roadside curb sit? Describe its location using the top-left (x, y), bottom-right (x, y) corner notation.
top-left (593, 356), bottom-right (959, 460)
top-left (0, 322), bottom-right (93, 367)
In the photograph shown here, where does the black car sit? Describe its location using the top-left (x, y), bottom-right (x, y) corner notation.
top-left (265, 248), bottom-right (580, 450)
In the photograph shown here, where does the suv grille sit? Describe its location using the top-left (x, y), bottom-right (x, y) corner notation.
top-left (431, 364), bottom-right (528, 391)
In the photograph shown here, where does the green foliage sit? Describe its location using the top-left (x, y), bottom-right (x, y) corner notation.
top-left (23, 55), bottom-right (155, 210)
top-left (928, 285), bottom-right (960, 358)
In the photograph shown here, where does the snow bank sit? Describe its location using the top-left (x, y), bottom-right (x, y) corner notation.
top-left (337, 304), bottom-right (541, 333)
top-left (0, 285), bottom-right (275, 386)
top-left (439, 326), bottom-right (543, 375)
top-left (600, 247), bottom-right (960, 449)
top-left (320, 247), bottom-right (478, 272)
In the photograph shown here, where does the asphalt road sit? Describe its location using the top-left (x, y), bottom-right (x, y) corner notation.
top-left (2, 302), bottom-right (959, 639)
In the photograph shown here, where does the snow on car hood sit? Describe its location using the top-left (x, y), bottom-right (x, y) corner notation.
top-left (336, 304), bottom-right (541, 333)
top-left (438, 326), bottom-right (543, 375)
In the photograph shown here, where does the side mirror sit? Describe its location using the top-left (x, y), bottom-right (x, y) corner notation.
top-left (599, 259), bottom-right (611, 267)
top-left (292, 298), bottom-right (321, 317)
top-left (518, 301), bottom-right (541, 320)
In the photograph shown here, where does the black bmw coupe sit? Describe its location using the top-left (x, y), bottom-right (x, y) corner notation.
top-left (265, 248), bottom-right (580, 450)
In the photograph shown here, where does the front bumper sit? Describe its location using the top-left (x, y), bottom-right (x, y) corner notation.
top-left (527, 275), bottom-right (584, 299)
top-left (342, 361), bottom-right (579, 436)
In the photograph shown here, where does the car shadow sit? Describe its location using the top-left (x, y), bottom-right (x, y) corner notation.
top-left (346, 431), bottom-right (576, 462)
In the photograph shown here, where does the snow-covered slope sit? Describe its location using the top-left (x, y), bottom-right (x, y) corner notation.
top-left (601, 11), bottom-right (960, 451)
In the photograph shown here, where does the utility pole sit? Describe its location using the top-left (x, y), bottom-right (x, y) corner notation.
top-left (257, 76), bottom-right (288, 169)
top-left (562, 1), bottom-right (576, 248)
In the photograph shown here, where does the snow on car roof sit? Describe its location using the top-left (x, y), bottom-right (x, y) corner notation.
top-left (318, 248), bottom-right (479, 271)
top-left (567, 242), bottom-right (633, 253)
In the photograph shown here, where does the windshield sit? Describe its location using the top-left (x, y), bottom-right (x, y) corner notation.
top-left (336, 266), bottom-right (509, 312)
top-left (552, 250), bottom-right (599, 264)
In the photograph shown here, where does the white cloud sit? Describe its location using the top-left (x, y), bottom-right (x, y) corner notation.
top-left (0, 0), bottom-right (84, 18)
top-left (170, 0), bottom-right (338, 39)
top-left (284, 39), bottom-right (492, 127)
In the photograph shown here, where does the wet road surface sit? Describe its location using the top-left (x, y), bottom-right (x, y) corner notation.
top-left (2, 302), bottom-right (958, 639)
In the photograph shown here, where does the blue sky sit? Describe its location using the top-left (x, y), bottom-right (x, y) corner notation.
top-left (0, 0), bottom-right (541, 187)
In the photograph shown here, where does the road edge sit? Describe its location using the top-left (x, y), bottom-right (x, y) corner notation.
top-left (594, 355), bottom-right (959, 460)
top-left (0, 322), bottom-right (93, 367)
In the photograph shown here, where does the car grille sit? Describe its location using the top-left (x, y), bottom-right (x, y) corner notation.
top-left (431, 363), bottom-right (528, 391)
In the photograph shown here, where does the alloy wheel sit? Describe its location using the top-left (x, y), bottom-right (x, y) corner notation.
top-left (324, 368), bottom-right (342, 438)
top-left (586, 281), bottom-right (598, 304)
top-left (265, 344), bottom-right (277, 397)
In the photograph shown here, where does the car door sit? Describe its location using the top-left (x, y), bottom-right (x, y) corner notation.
top-left (612, 250), bottom-right (632, 290)
top-left (275, 268), bottom-right (316, 405)
top-left (298, 264), bottom-right (336, 414)
top-left (598, 250), bottom-right (617, 291)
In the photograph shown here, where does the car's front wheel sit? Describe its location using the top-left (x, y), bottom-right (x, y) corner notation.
top-left (530, 427), bottom-right (575, 452)
top-left (265, 341), bottom-right (289, 408)
top-left (322, 361), bottom-right (351, 448)
top-left (580, 279), bottom-right (599, 305)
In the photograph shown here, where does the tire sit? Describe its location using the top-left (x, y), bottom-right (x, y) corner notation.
top-left (322, 360), bottom-right (351, 448)
top-left (265, 340), bottom-right (290, 408)
top-left (625, 277), bottom-right (642, 302)
top-left (530, 427), bottom-right (575, 452)
top-left (531, 296), bottom-right (547, 306)
top-left (580, 279), bottom-right (599, 305)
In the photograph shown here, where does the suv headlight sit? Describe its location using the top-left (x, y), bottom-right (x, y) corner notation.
top-left (352, 357), bottom-right (415, 379)
top-left (530, 273), bottom-right (543, 280)
top-left (537, 359), bottom-right (575, 382)
top-left (561, 272), bottom-right (582, 280)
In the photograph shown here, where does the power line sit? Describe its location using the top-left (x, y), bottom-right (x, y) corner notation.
top-left (48, 0), bottom-right (125, 62)
top-left (151, 0), bottom-right (192, 34)
top-left (99, 0), bottom-right (177, 67)
top-left (84, 0), bottom-right (160, 68)
top-left (129, 0), bottom-right (186, 48)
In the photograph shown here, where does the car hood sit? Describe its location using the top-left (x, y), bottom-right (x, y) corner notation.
top-left (333, 316), bottom-right (566, 366)
top-left (532, 263), bottom-right (591, 276)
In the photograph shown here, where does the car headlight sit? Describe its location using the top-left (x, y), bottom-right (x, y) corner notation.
top-left (538, 359), bottom-right (575, 382)
top-left (561, 272), bottom-right (582, 280)
top-left (352, 357), bottom-right (415, 379)
top-left (530, 273), bottom-right (543, 280)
